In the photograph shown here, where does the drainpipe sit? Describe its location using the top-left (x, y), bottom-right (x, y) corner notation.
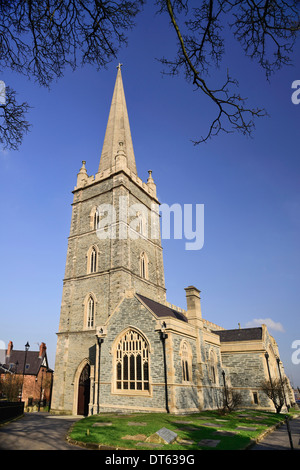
top-left (265, 352), bottom-right (276, 410)
top-left (97, 336), bottom-right (104, 415)
top-left (160, 322), bottom-right (169, 413)
top-left (276, 357), bottom-right (289, 411)
top-left (95, 328), bottom-right (105, 415)
top-left (222, 370), bottom-right (228, 410)
top-left (48, 370), bottom-right (53, 411)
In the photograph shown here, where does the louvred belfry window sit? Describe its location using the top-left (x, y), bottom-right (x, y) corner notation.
top-left (115, 329), bottom-right (150, 393)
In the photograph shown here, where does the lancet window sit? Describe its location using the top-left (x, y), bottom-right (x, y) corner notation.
top-left (90, 247), bottom-right (97, 273)
top-left (140, 252), bottom-right (148, 279)
top-left (87, 296), bottom-right (95, 328)
top-left (180, 341), bottom-right (192, 382)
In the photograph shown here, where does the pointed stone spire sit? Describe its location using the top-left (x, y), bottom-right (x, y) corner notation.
top-left (98, 64), bottom-right (137, 175)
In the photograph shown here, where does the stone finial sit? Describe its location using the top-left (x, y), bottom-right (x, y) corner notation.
top-left (77, 160), bottom-right (88, 187)
top-left (147, 170), bottom-right (156, 196)
top-left (147, 170), bottom-right (154, 183)
top-left (79, 160), bottom-right (87, 173)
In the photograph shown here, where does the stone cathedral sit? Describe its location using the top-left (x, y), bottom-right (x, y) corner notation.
top-left (51, 66), bottom-right (293, 416)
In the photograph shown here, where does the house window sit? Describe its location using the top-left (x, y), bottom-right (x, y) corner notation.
top-left (87, 296), bottom-right (95, 328)
top-left (180, 341), bottom-right (192, 382)
top-left (115, 329), bottom-right (150, 393)
top-left (253, 392), bottom-right (259, 405)
top-left (140, 252), bottom-right (148, 279)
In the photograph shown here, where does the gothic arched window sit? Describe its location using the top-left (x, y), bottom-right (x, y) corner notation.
top-left (87, 296), bottom-right (95, 328)
top-left (94, 209), bottom-right (100, 230)
top-left (90, 247), bottom-right (97, 273)
top-left (140, 252), bottom-right (148, 279)
top-left (137, 211), bottom-right (147, 237)
top-left (87, 245), bottom-right (98, 274)
top-left (115, 329), bottom-right (150, 394)
top-left (180, 341), bottom-right (192, 382)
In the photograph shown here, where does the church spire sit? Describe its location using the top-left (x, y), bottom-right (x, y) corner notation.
top-left (98, 64), bottom-right (137, 175)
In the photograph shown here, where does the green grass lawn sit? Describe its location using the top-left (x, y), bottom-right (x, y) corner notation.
top-left (68, 409), bottom-right (299, 450)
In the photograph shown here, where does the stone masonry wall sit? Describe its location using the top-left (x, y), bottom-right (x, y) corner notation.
top-left (221, 352), bottom-right (271, 408)
top-left (97, 296), bottom-right (168, 413)
top-left (51, 330), bottom-right (97, 414)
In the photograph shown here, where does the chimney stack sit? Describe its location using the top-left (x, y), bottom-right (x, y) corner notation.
top-left (39, 342), bottom-right (46, 358)
top-left (184, 286), bottom-right (202, 327)
top-left (6, 341), bottom-right (13, 358)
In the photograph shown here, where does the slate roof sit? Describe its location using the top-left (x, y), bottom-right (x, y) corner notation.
top-left (2, 350), bottom-right (49, 375)
top-left (136, 294), bottom-right (188, 323)
top-left (213, 327), bottom-right (262, 343)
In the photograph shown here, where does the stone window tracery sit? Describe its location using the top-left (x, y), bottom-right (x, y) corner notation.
top-left (86, 245), bottom-right (99, 274)
top-left (115, 329), bottom-right (150, 394)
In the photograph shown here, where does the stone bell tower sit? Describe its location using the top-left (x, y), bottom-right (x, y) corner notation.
top-left (51, 65), bottom-right (166, 414)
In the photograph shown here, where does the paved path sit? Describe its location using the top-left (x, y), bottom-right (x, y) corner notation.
top-left (0, 412), bottom-right (85, 450)
top-left (1, 412), bottom-right (300, 451)
top-left (251, 415), bottom-right (300, 450)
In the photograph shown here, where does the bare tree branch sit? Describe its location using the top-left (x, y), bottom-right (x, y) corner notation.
top-left (230, 0), bottom-right (300, 78)
top-left (0, 0), bottom-right (298, 149)
top-left (0, 0), bottom-right (144, 149)
top-left (0, 86), bottom-right (31, 151)
top-left (156, 0), bottom-right (299, 143)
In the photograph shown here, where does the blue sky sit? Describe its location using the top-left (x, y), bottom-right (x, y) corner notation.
top-left (1, 3), bottom-right (300, 387)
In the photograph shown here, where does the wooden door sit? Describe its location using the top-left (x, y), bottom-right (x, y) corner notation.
top-left (77, 363), bottom-right (90, 416)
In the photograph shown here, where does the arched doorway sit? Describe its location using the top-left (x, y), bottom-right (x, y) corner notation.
top-left (77, 363), bottom-right (90, 416)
